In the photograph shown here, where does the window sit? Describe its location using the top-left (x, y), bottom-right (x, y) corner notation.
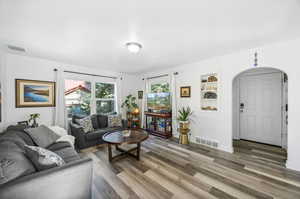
top-left (95, 83), bottom-right (116, 114)
top-left (65, 80), bottom-right (91, 118)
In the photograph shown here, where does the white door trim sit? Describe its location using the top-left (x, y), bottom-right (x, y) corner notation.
top-left (235, 71), bottom-right (284, 146)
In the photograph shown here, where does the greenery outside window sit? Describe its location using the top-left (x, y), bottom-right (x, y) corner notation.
top-left (65, 80), bottom-right (91, 118)
top-left (95, 83), bottom-right (116, 114)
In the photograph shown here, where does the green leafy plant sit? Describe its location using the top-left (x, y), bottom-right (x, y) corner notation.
top-left (121, 94), bottom-right (138, 112)
top-left (28, 113), bottom-right (40, 127)
top-left (177, 106), bottom-right (192, 122)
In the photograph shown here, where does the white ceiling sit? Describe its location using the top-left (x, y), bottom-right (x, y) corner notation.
top-left (1, 0), bottom-right (300, 74)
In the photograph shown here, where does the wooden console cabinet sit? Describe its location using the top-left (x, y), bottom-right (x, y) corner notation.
top-left (145, 112), bottom-right (172, 138)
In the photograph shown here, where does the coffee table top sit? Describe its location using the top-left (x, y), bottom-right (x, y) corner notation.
top-left (102, 130), bottom-right (149, 145)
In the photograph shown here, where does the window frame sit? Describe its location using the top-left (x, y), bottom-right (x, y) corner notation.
top-left (94, 82), bottom-right (117, 115)
top-left (64, 75), bottom-right (118, 118)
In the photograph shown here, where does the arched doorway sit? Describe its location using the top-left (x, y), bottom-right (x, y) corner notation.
top-left (232, 67), bottom-right (288, 166)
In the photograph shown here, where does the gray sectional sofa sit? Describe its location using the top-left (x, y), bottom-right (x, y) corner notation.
top-left (70, 114), bottom-right (126, 150)
top-left (0, 126), bottom-right (93, 199)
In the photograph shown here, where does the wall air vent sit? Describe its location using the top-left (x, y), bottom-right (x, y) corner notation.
top-left (7, 45), bottom-right (26, 52)
top-left (195, 136), bottom-right (219, 148)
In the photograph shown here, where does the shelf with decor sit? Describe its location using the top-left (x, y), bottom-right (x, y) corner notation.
top-left (145, 112), bottom-right (172, 138)
top-left (127, 111), bottom-right (140, 129)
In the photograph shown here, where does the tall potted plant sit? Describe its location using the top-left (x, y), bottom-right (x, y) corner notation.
top-left (121, 94), bottom-right (138, 113)
top-left (177, 107), bottom-right (192, 144)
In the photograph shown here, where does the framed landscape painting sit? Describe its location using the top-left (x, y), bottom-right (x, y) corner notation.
top-left (16, 79), bottom-right (56, 108)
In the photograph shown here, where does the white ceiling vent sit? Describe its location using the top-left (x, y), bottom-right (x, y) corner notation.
top-left (7, 45), bottom-right (26, 52)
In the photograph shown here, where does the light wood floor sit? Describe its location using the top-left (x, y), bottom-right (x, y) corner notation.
top-left (81, 136), bottom-right (300, 199)
top-left (233, 139), bottom-right (287, 167)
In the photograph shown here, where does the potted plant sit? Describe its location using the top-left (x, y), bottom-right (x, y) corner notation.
top-left (177, 106), bottom-right (192, 144)
top-left (121, 94), bottom-right (138, 113)
top-left (28, 113), bottom-right (40, 128)
top-left (177, 106), bottom-right (192, 130)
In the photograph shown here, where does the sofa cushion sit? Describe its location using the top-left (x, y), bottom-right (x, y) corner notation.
top-left (84, 129), bottom-right (107, 141)
top-left (51, 147), bottom-right (80, 163)
top-left (0, 141), bottom-right (36, 185)
top-left (56, 135), bottom-right (75, 148)
top-left (72, 114), bottom-right (86, 124)
top-left (85, 127), bottom-right (123, 141)
top-left (24, 145), bottom-right (65, 171)
top-left (108, 115), bottom-right (122, 128)
top-left (47, 142), bottom-right (72, 151)
top-left (0, 130), bottom-right (35, 147)
top-left (25, 125), bottom-right (60, 148)
top-left (47, 126), bottom-right (68, 137)
top-left (75, 116), bottom-right (94, 133)
top-left (97, 114), bottom-right (108, 128)
top-left (90, 114), bottom-right (100, 129)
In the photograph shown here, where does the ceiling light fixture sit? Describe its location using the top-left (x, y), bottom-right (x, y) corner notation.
top-left (126, 42), bottom-right (142, 53)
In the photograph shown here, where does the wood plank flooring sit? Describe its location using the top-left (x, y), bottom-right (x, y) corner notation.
top-left (81, 136), bottom-right (300, 199)
top-left (233, 140), bottom-right (287, 167)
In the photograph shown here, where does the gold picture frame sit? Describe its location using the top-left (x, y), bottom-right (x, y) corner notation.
top-left (16, 79), bottom-right (56, 108)
top-left (180, 86), bottom-right (191, 97)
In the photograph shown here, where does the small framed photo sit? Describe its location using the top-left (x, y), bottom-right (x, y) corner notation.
top-left (138, 91), bottom-right (143, 99)
top-left (180, 86), bottom-right (191, 98)
top-left (16, 79), bottom-right (56, 108)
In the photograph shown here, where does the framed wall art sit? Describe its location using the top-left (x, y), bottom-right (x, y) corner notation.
top-left (201, 74), bottom-right (218, 111)
top-left (180, 86), bottom-right (191, 97)
top-left (16, 79), bottom-right (56, 108)
top-left (138, 90), bottom-right (143, 99)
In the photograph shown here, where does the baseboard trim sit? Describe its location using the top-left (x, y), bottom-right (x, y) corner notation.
top-left (286, 160), bottom-right (300, 172)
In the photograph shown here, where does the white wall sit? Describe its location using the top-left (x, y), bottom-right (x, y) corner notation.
top-left (141, 38), bottom-right (300, 171)
top-left (120, 73), bottom-right (143, 118)
top-left (0, 53), bottom-right (138, 129)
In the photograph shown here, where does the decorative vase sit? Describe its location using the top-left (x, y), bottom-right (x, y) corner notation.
top-left (178, 121), bottom-right (190, 144)
top-left (179, 121), bottom-right (190, 130)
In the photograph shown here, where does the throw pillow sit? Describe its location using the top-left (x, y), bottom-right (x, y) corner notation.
top-left (47, 126), bottom-right (68, 137)
top-left (25, 125), bottom-right (60, 148)
top-left (75, 116), bottom-right (94, 133)
top-left (56, 135), bottom-right (75, 148)
top-left (108, 114), bottom-right (122, 127)
top-left (24, 145), bottom-right (65, 171)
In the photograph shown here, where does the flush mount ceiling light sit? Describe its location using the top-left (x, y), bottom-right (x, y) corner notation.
top-left (126, 42), bottom-right (142, 53)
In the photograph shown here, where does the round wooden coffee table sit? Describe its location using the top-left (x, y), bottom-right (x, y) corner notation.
top-left (102, 130), bottom-right (148, 162)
